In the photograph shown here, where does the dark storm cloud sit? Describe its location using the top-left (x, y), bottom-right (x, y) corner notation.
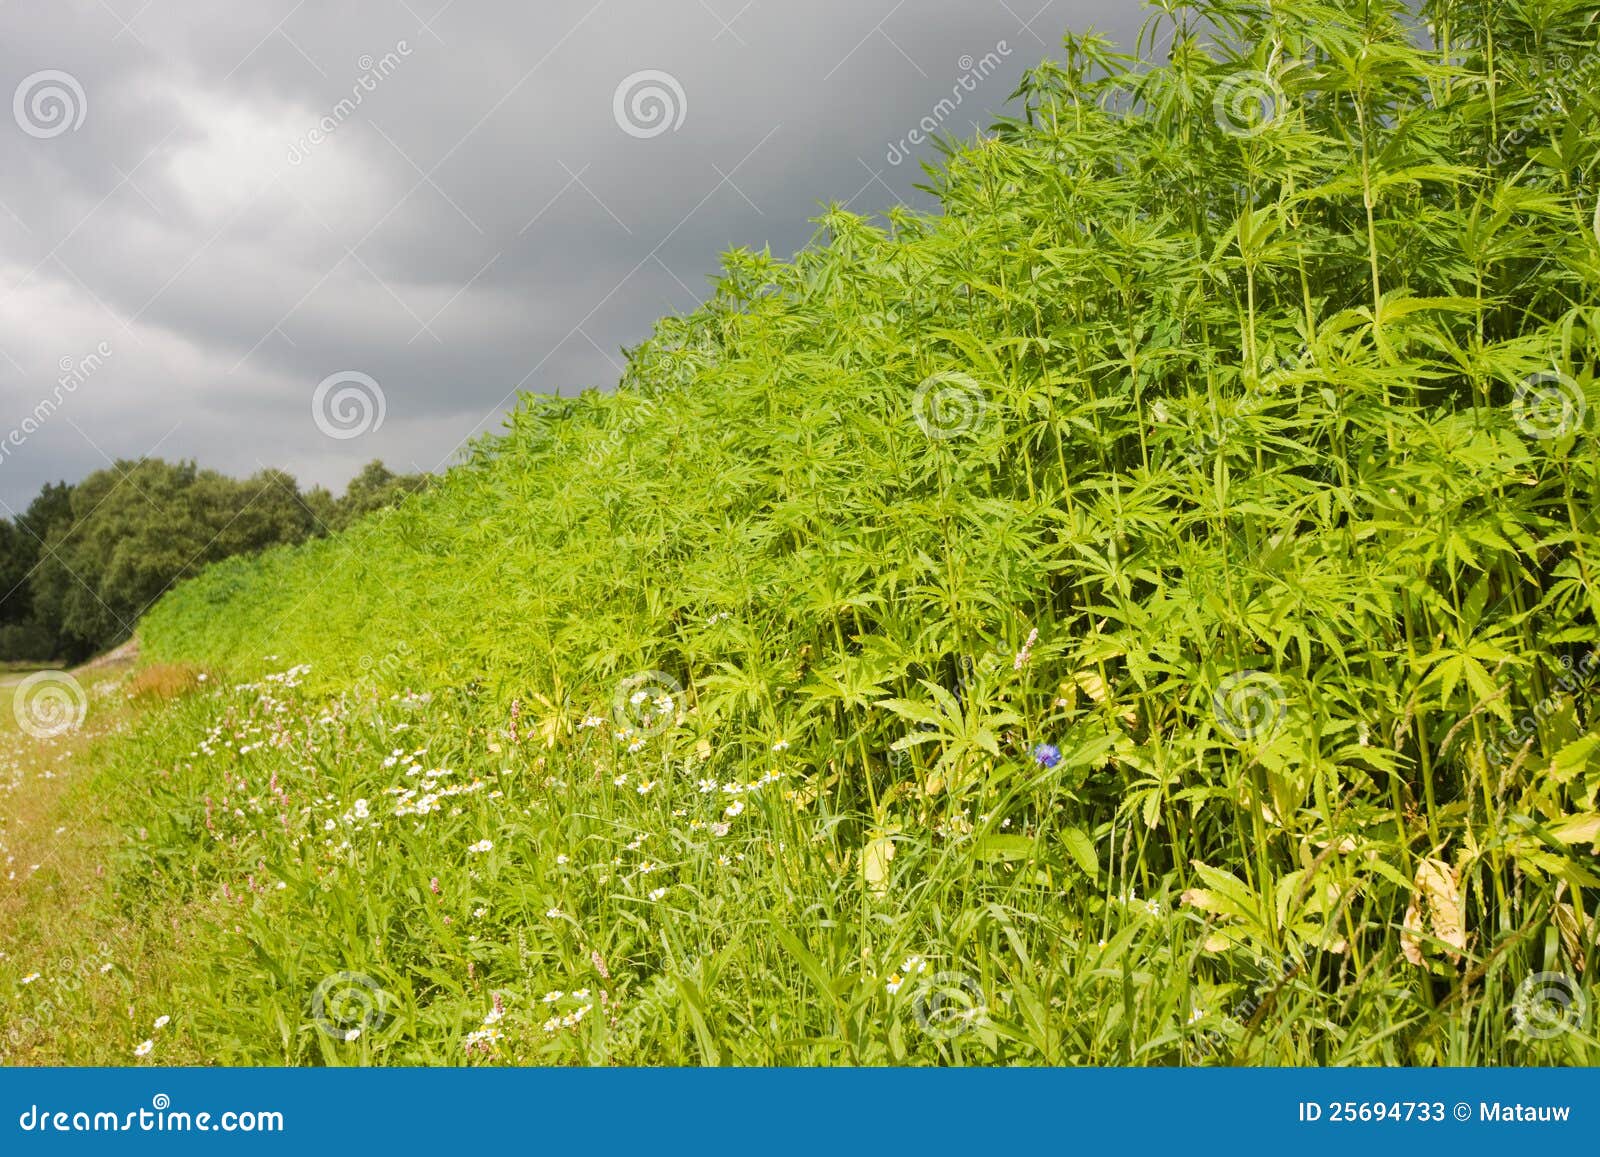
top-left (0, 0), bottom-right (1147, 510)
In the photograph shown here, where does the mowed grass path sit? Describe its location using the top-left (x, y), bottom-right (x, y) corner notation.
top-left (0, 648), bottom-right (211, 1065)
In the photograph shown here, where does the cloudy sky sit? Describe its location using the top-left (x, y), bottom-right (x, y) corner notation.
top-left (0, 0), bottom-right (1148, 512)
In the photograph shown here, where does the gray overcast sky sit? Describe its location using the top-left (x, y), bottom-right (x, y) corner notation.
top-left (0, 0), bottom-right (1147, 511)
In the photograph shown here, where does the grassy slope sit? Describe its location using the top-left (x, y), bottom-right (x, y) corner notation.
top-left (11, 1), bottom-right (1600, 1064)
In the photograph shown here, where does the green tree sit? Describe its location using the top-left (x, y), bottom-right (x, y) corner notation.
top-left (331, 460), bottom-right (429, 530)
top-left (29, 460), bottom-right (323, 659)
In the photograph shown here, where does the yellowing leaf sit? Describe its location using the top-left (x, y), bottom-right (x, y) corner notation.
top-left (1403, 857), bottom-right (1466, 967)
top-left (1073, 670), bottom-right (1110, 703)
top-left (1401, 897), bottom-right (1425, 966)
top-left (1549, 813), bottom-right (1600, 849)
top-left (861, 836), bottom-right (895, 896)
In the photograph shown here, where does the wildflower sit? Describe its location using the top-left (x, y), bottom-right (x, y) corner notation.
top-left (323, 819), bottom-right (337, 831)
top-left (429, 877), bottom-right (441, 895)
top-left (21, 972), bottom-right (40, 984)
top-left (467, 839), bottom-right (493, 854)
top-left (344, 1028), bottom-right (361, 1042)
top-left (353, 799), bottom-right (370, 819)
top-left (636, 780), bottom-right (657, 794)
top-left (647, 887), bottom-right (668, 901)
top-left (613, 774), bottom-right (629, 787)
top-left (546, 907), bottom-right (562, 919)
top-left (555, 854), bottom-right (569, 865)
top-left (1013, 627), bottom-right (1039, 670)
top-left (99, 962), bottom-right (114, 974)
top-left (154, 1015), bottom-right (170, 1029)
top-left (134, 1040), bottom-right (153, 1057)
top-left (900, 956), bottom-right (928, 975)
top-left (771, 739), bottom-right (790, 752)
top-left (542, 990), bottom-right (564, 1003)
top-left (710, 822), bottom-right (730, 837)
top-left (724, 800), bottom-right (744, 818)
top-left (1031, 743), bottom-right (1062, 769)
top-left (474, 907), bottom-right (488, 918)
top-left (885, 974), bottom-right (904, 994)
top-left (696, 778), bottom-right (718, 793)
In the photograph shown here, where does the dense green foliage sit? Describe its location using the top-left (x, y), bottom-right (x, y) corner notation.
top-left (0, 460), bottom-right (426, 662)
top-left (13, 0), bottom-right (1599, 1064)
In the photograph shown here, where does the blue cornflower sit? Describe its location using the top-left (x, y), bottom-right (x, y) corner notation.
top-left (1032, 743), bottom-right (1061, 769)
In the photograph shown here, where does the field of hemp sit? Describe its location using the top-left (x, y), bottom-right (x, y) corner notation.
top-left (3, 0), bottom-right (1598, 1066)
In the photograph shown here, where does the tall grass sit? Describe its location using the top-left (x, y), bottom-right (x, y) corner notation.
top-left (8, 0), bottom-right (1597, 1064)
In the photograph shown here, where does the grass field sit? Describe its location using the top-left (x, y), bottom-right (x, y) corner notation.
top-left (3, 0), bottom-right (1599, 1065)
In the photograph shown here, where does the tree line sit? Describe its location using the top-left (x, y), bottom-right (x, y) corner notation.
top-left (0, 458), bottom-right (426, 663)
